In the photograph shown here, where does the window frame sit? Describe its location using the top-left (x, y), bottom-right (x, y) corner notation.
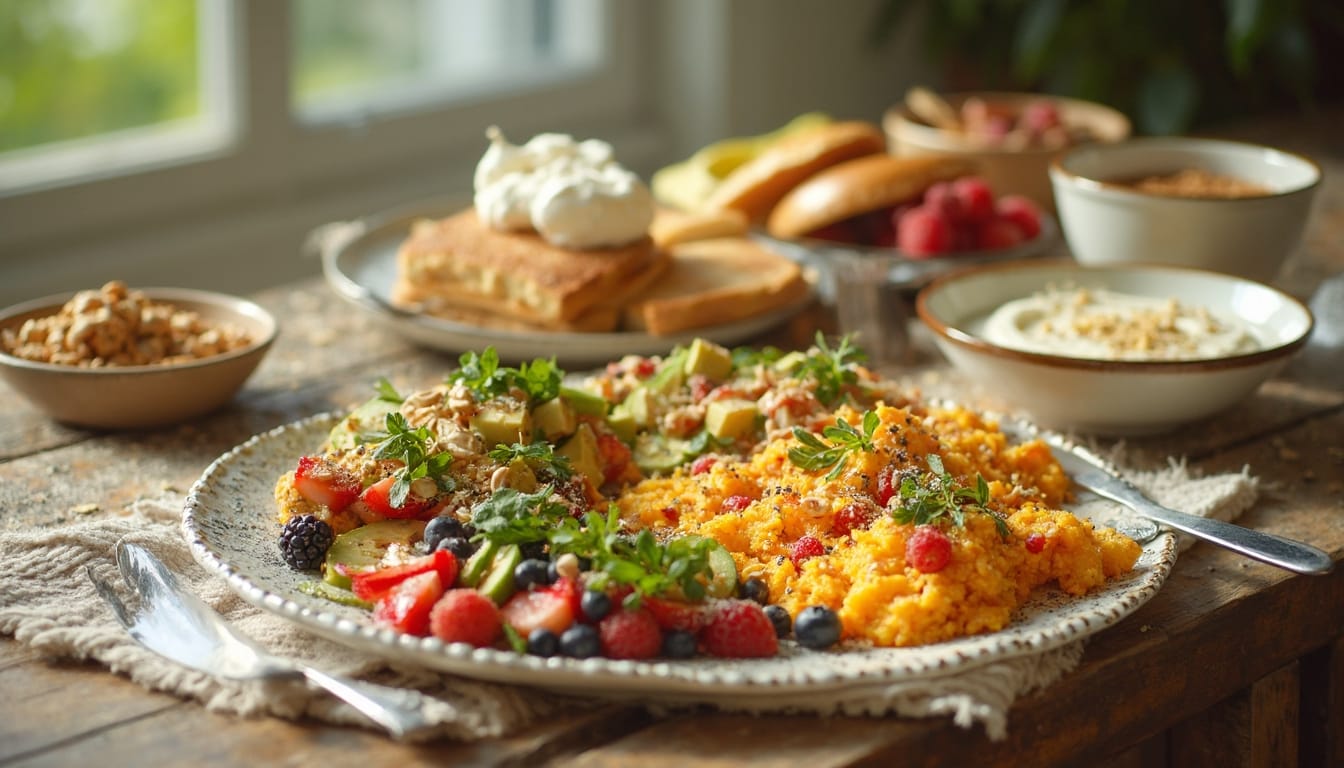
top-left (0, 0), bottom-right (648, 270)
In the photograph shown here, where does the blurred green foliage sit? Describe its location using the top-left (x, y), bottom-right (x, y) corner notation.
top-left (872, 0), bottom-right (1344, 134)
top-left (292, 0), bottom-right (424, 106)
top-left (0, 0), bottom-right (199, 153)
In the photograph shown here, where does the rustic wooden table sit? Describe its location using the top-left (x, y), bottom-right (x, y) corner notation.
top-left (2, 111), bottom-right (1342, 767)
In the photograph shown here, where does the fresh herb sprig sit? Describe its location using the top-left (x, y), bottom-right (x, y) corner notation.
top-left (487, 442), bottom-right (574, 480)
top-left (370, 413), bottom-right (456, 507)
top-left (469, 485), bottom-right (572, 545)
top-left (373, 377), bottom-right (404, 404)
top-left (549, 505), bottom-right (717, 603)
top-left (788, 410), bottom-right (880, 480)
top-left (449, 347), bottom-right (563, 404)
top-left (891, 455), bottom-right (1008, 536)
top-left (796, 332), bottom-right (866, 405)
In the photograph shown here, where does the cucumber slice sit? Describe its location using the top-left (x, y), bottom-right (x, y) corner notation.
top-left (321, 519), bottom-right (426, 589)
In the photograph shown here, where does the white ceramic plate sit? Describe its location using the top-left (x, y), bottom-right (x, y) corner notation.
top-left (183, 413), bottom-right (1177, 704)
top-left (313, 198), bottom-right (812, 367)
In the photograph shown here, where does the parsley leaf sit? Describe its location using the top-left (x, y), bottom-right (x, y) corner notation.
top-left (890, 454), bottom-right (1007, 536)
top-left (795, 332), bottom-right (866, 405)
top-left (373, 377), bottom-right (404, 404)
top-left (370, 413), bottom-right (455, 508)
top-left (448, 348), bottom-right (563, 404)
top-left (549, 506), bottom-right (717, 603)
top-left (488, 442), bottom-right (574, 480)
top-left (469, 486), bottom-right (572, 545)
top-left (788, 410), bottom-right (880, 480)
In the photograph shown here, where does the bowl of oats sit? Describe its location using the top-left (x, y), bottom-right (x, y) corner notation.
top-left (0, 282), bottom-right (277, 429)
top-left (1049, 137), bottom-right (1322, 283)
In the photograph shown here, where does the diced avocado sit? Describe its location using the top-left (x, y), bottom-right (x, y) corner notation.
top-left (605, 402), bottom-right (638, 443)
top-left (478, 543), bottom-right (523, 605)
top-left (772, 350), bottom-right (809, 375)
top-left (459, 539), bottom-right (501, 588)
top-left (684, 338), bottom-right (734, 381)
top-left (471, 397), bottom-right (532, 447)
top-left (531, 397), bottom-right (577, 442)
top-left (560, 385), bottom-right (609, 417)
top-left (558, 423), bottom-right (604, 487)
top-left (645, 348), bottom-right (687, 394)
top-left (327, 396), bottom-right (400, 451)
top-left (322, 519), bottom-right (427, 589)
top-left (632, 433), bottom-right (691, 476)
top-left (704, 398), bottom-right (759, 440)
top-left (623, 387), bottom-right (657, 429)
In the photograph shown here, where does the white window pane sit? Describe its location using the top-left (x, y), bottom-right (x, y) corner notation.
top-left (0, 0), bottom-right (234, 193)
top-left (292, 0), bottom-right (605, 122)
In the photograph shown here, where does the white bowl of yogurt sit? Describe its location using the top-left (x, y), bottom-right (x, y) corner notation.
top-left (915, 261), bottom-right (1314, 434)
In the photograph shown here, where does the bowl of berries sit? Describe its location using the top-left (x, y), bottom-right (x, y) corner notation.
top-left (884, 89), bottom-right (1131, 212)
top-left (756, 153), bottom-right (1061, 364)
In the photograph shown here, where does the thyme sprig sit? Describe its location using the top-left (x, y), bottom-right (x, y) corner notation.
top-left (796, 332), bottom-right (866, 405)
top-left (891, 454), bottom-right (1008, 536)
top-left (788, 410), bottom-right (880, 480)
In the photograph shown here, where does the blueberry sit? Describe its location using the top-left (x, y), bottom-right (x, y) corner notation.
top-left (559, 624), bottom-right (600, 658)
top-left (763, 604), bottom-right (792, 638)
top-left (435, 536), bottom-right (476, 561)
top-left (661, 629), bottom-right (697, 659)
top-left (527, 628), bottom-right (560, 657)
top-left (580, 589), bottom-right (612, 622)
top-left (423, 515), bottom-right (469, 551)
top-left (739, 577), bottom-right (769, 605)
top-left (514, 558), bottom-right (552, 590)
top-left (794, 605), bottom-right (841, 649)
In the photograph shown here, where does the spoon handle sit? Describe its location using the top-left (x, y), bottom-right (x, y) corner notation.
top-left (296, 664), bottom-right (437, 739)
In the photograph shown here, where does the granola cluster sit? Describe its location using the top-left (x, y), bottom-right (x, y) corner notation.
top-left (1, 281), bottom-right (254, 368)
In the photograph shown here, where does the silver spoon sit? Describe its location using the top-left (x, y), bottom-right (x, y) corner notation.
top-left (87, 541), bottom-right (438, 739)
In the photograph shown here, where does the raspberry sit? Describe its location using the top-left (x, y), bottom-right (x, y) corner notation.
top-left (830, 502), bottom-right (872, 537)
top-left (721, 494), bottom-right (754, 513)
top-left (1020, 99), bottom-right (1062, 135)
top-left (598, 608), bottom-right (663, 660)
top-left (906, 525), bottom-right (952, 573)
top-left (278, 515), bottom-right (334, 571)
top-left (1025, 533), bottom-right (1047, 554)
top-left (429, 589), bottom-right (501, 648)
top-left (700, 599), bottom-right (779, 658)
top-left (922, 182), bottom-right (963, 223)
top-left (874, 466), bottom-right (899, 508)
top-left (789, 535), bottom-right (825, 569)
top-left (996, 195), bottom-right (1042, 239)
top-left (975, 217), bottom-right (1026, 250)
top-left (896, 205), bottom-right (953, 256)
top-left (952, 177), bottom-right (996, 223)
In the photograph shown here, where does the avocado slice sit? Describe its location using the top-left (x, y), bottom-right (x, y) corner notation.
top-left (531, 396), bottom-right (577, 442)
top-left (560, 385), bottom-right (609, 417)
top-left (327, 396), bottom-right (401, 451)
top-left (772, 350), bottom-right (809, 375)
top-left (471, 397), bottom-right (532, 447)
top-left (478, 543), bottom-right (524, 605)
top-left (704, 398), bottom-right (759, 440)
top-left (558, 422), bottom-right (604, 487)
top-left (459, 539), bottom-right (501, 588)
top-left (684, 338), bottom-right (734, 381)
top-left (321, 519), bottom-right (427, 589)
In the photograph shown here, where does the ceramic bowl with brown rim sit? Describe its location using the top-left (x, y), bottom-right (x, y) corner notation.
top-left (0, 285), bottom-right (278, 430)
top-left (1049, 137), bottom-right (1322, 284)
top-left (915, 261), bottom-right (1313, 435)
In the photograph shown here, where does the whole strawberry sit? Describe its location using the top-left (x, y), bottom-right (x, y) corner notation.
top-left (429, 588), bottom-right (501, 648)
top-left (700, 599), bottom-right (778, 658)
top-left (598, 607), bottom-right (663, 660)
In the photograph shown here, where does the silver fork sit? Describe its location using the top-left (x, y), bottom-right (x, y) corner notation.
top-left (87, 540), bottom-right (437, 739)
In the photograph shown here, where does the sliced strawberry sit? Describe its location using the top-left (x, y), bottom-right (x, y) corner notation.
top-left (293, 456), bottom-right (360, 512)
top-left (350, 549), bottom-right (458, 602)
top-left (373, 570), bottom-right (444, 636)
top-left (360, 475), bottom-right (434, 519)
top-left (500, 582), bottom-right (577, 637)
top-left (643, 595), bottom-right (711, 633)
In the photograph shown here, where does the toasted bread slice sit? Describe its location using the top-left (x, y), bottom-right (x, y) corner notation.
top-left (650, 207), bottom-right (749, 248)
top-left (623, 238), bottom-right (811, 336)
top-left (393, 209), bottom-right (663, 322)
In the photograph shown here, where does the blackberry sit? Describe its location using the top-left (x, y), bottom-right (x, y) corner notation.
top-left (763, 604), bottom-right (792, 638)
top-left (794, 605), bottom-right (841, 649)
top-left (278, 515), bottom-right (334, 571)
top-left (423, 515), bottom-right (469, 551)
top-left (661, 629), bottom-right (697, 659)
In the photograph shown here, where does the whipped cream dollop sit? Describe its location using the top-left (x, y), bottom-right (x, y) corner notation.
top-left (979, 287), bottom-right (1261, 361)
top-left (473, 127), bottom-right (653, 249)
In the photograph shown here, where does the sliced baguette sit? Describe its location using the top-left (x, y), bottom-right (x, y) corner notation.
top-left (623, 238), bottom-right (811, 336)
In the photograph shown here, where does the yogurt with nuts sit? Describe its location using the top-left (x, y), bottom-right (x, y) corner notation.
top-left (979, 287), bottom-right (1261, 361)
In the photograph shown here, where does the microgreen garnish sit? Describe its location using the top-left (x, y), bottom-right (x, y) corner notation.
top-left (549, 506), bottom-right (717, 603)
top-left (370, 413), bottom-right (455, 507)
top-left (487, 442), bottom-right (574, 480)
top-left (373, 377), bottom-right (404, 404)
top-left (788, 410), bottom-right (880, 480)
top-left (469, 486), bottom-right (572, 545)
top-left (891, 455), bottom-right (1008, 536)
top-left (796, 332), bottom-right (866, 405)
top-left (448, 347), bottom-right (563, 404)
